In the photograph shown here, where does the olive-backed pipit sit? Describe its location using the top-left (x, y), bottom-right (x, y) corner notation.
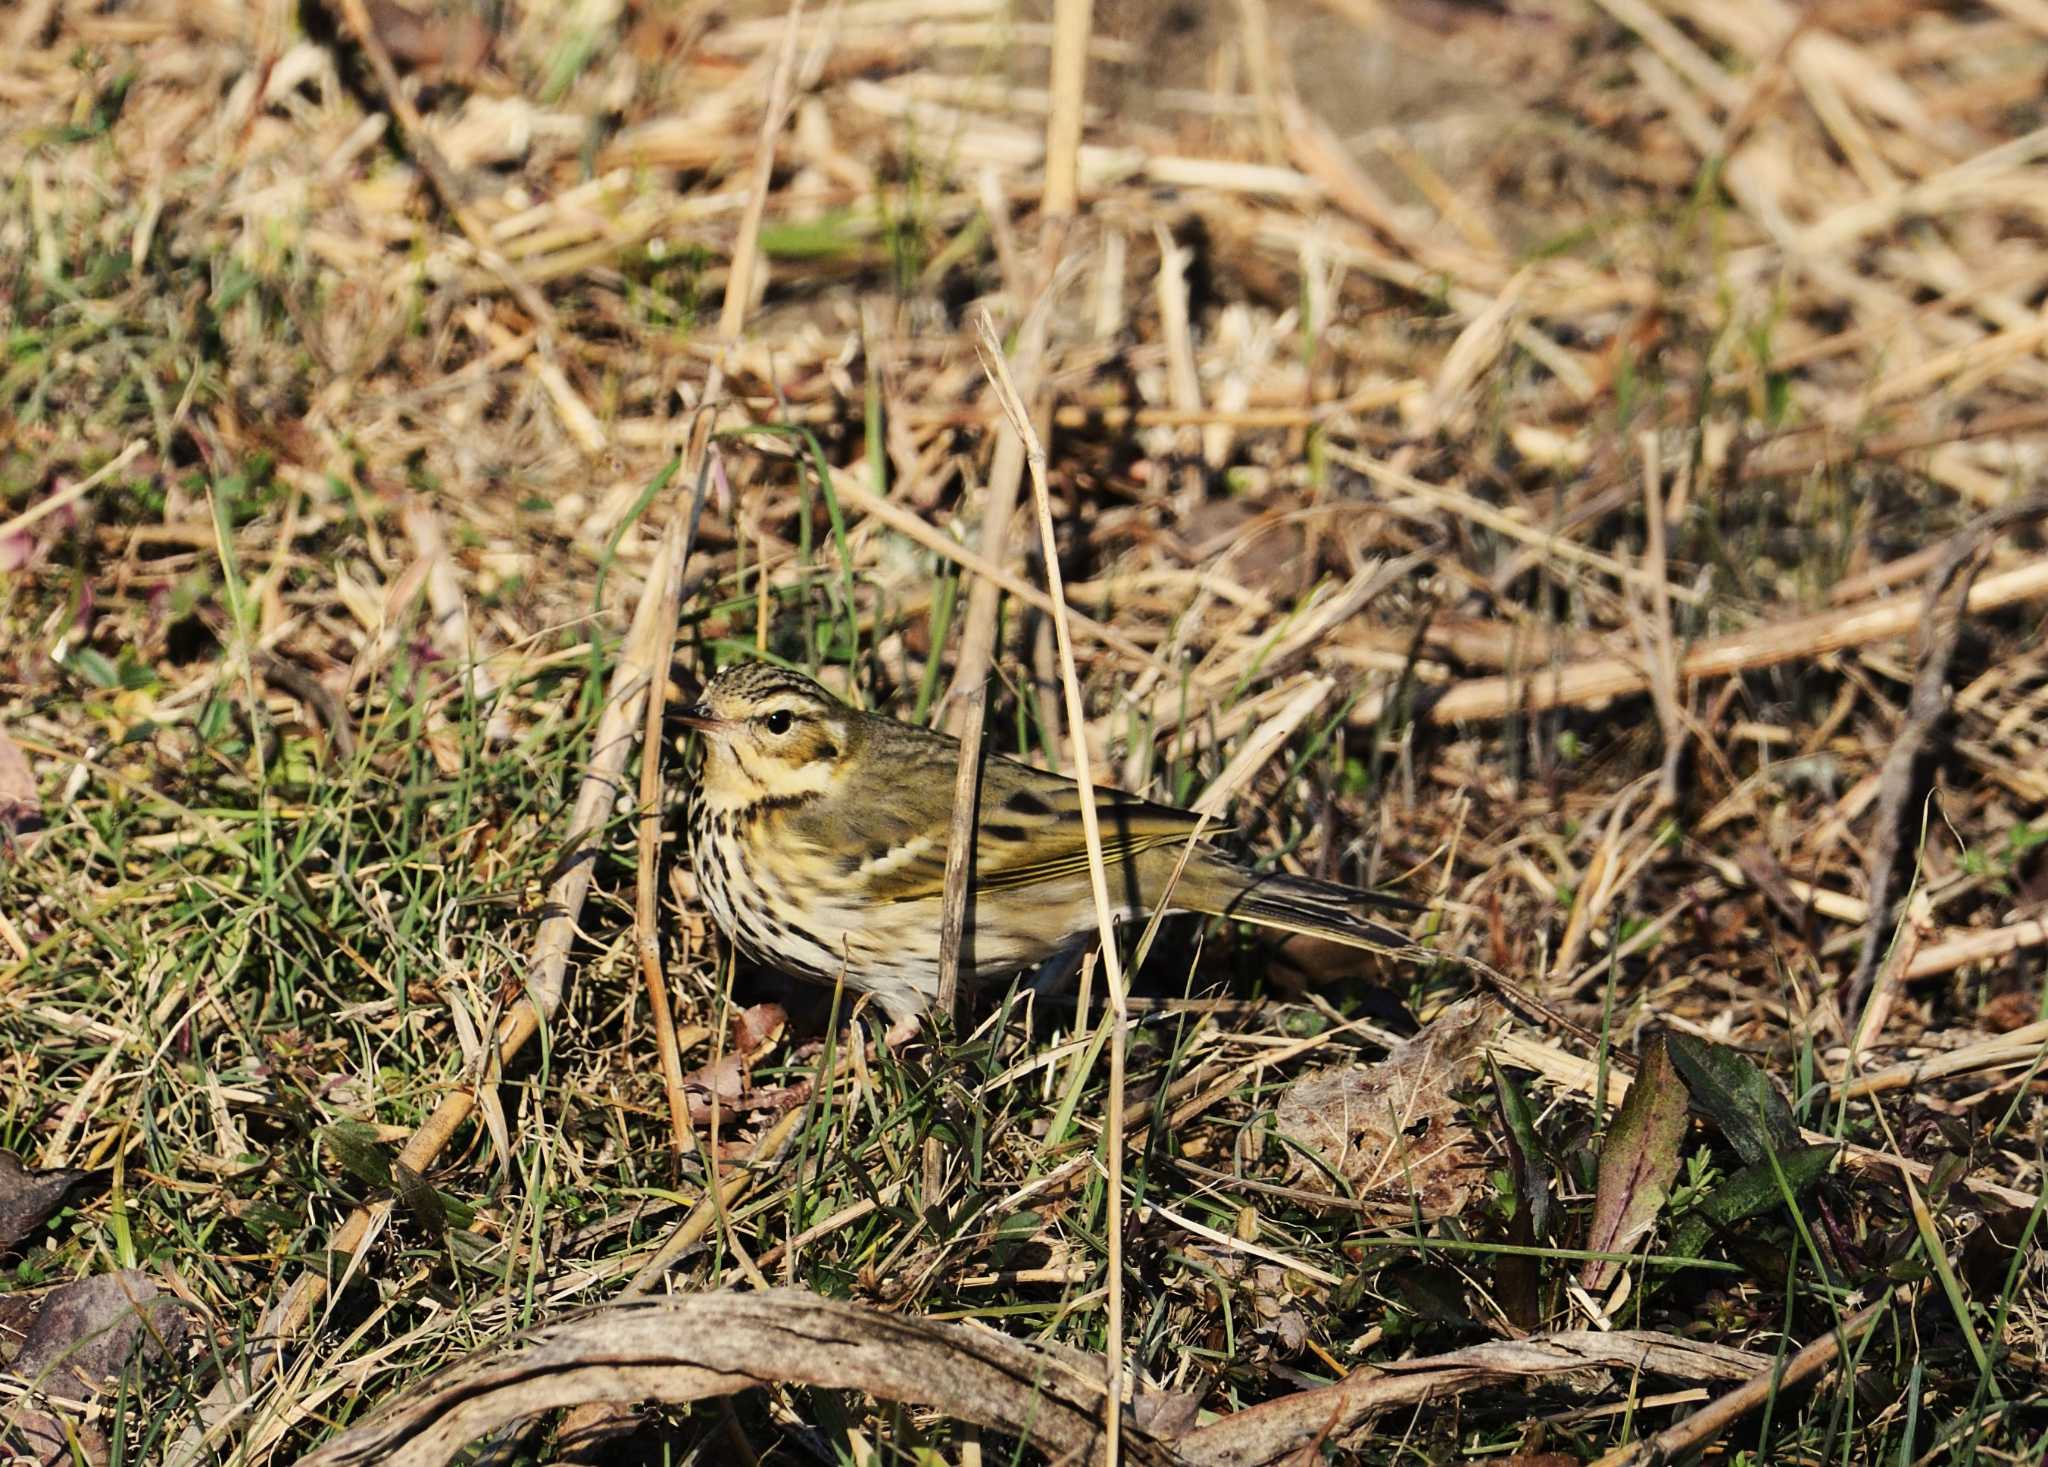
top-left (678, 661), bottom-right (1409, 1021)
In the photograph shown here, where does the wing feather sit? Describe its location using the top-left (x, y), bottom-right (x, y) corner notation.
top-left (874, 752), bottom-right (1210, 903)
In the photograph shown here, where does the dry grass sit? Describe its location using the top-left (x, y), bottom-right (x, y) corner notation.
top-left (3, 0), bottom-right (2047, 1462)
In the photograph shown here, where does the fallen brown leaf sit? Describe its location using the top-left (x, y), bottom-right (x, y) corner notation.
top-left (0, 1152), bottom-right (94, 1254)
top-left (1271, 998), bottom-right (1500, 1220)
top-left (1, 1269), bottom-right (185, 1467)
top-left (0, 727), bottom-right (43, 851)
top-left (9, 1269), bottom-right (185, 1394)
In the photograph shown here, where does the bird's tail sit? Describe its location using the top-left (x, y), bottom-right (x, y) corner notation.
top-left (1194, 867), bottom-right (1416, 952)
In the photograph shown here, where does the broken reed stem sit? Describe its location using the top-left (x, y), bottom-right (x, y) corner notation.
top-left (946, 177), bottom-right (1058, 732)
top-left (638, 449), bottom-right (721, 1161)
top-left (973, 308), bottom-right (1131, 1467)
top-left (943, 453), bottom-right (1023, 733)
top-left (925, 672), bottom-right (988, 1207)
top-left (1043, 0), bottom-right (1093, 220)
top-left (935, 678), bottom-right (987, 1018)
top-left (164, 473), bottom-right (699, 1467)
top-left (1423, 553), bottom-right (2048, 723)
top-left (719, 0), bottom-right (805, 342)
top-left (1635, 430), bottom-right (1684, 809)
top-left (945, 338), bottom-right (1041, 728)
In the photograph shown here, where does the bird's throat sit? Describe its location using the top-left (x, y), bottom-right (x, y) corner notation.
top-left (702, 741), bottom-right (837, 812)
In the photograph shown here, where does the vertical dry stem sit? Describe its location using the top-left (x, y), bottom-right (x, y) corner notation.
top-left (637, 450), bottom-right (721, 1161)
top-left (1044, 0), bottom-right (1094, 220)
top-left (1635, 431), bottom-right (1686, 809)
top-left (974, 310), bottom-right (1130, 1466)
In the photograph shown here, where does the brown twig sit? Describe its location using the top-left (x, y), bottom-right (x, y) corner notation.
top-left (1846, 494), bottom-right (2048, 1034)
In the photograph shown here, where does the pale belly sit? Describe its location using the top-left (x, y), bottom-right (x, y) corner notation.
top-left (685, 790), bottom-right (948, 1018)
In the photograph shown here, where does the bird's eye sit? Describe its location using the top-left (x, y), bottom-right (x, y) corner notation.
top-left (762, 710), bottom-right (794, 735)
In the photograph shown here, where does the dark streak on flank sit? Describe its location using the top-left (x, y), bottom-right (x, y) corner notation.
top-left (784, 916), bottom-right (831, 954)
top-left (981, 822), bottom-right (1028, 844)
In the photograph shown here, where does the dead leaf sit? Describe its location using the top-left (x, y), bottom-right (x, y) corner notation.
top-left (1980, 991), bottom-right (2037, 1033)
top-left (681, 1049), bottom-right (747, 1104)
top-left (1, 1407), bottom-right (102, 1467)
top-left (0, 728), bottom-right (43, 851)
top-left (362, 0), bottom-right (491, 74)
top-left (0, 529), bottom-right (35, 572)
top-left (0, 1270), bottom-right (184, 1465)
top-left (1581, 1035), bottom-right (1689, 1291)
top-left (1271, 999), bottom-right (1500, 1220)
top-left (730, 1001), bottom-right (786, 1054)
top-left (0, 1152), bottom-right (94, 1253)
top-left (1130, 1385), bottom-right (1203, 1440)
top-left (1178, 497), bottom-right (1312, 602)
top-left (10, 1270), bottom-right (186, 1394)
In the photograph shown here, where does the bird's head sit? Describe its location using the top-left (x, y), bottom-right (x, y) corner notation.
top-left (679, 663), bottom-right (856, 808)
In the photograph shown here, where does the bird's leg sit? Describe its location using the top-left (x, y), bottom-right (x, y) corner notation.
top-left (1024, 933), bottom-right (1095, 1001)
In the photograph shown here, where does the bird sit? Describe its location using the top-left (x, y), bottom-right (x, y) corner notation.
top-left (676, 660), bottom-right (1412, 1023)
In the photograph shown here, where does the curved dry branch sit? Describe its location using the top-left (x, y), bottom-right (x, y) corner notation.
top-left (1178, 1330), bottom-right (1767, 1467)
top-left (293, 1289), bottom-right (1183, 1467)
top-left (295, 1287), bottom-right (1778, 1467)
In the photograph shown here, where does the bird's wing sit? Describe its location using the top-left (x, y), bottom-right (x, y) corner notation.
top-left (869, 754), bottom-right (1209, 903)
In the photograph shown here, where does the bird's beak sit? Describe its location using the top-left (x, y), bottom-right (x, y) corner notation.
top-left (676, 703), bottom-right (730, 734)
